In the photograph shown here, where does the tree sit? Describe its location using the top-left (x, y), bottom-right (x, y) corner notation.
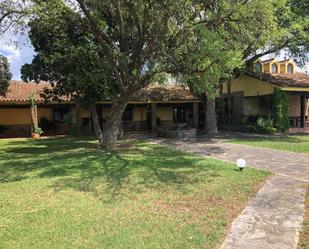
top-left (223, 0), bottom-right (309, 123)
top-left (0, 55), bottom-right (12, 96)
top-left (18, 0), bottom-right (262, 145)
top-left (187, 0), bottom-right (309, 129)
top-left (166, 0), bottom-right (277, 133)
top-left (15, 0), bottom-right (249, 148)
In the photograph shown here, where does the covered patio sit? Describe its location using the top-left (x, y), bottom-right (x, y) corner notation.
top-left (288, 92), bottom-right (309, 131)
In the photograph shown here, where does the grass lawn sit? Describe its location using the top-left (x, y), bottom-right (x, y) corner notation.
top-left (227, 135), bottom-right (309, 153)
top-left (0, 137), bottom-right (269, 249)
top-left (298, 186), bottom-right (309, 249)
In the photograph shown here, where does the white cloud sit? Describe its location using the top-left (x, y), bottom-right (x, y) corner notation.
top-left (0, 33), bottom-right (35, 80)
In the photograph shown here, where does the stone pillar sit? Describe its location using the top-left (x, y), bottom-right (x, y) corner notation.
top-left (301, 95), bottom-right (306, 128)
top-left (151, 103), bottom-right (157, 132)
top-left (193, 102), bottom-right (199, 129)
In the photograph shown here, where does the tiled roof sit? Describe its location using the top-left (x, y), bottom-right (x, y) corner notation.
top-left (0, 81), bottom-right (52, 103)
top-left (0, 81), bottom-right (198, 104)
top-left (245, 71), bottom-right (309, 88)
top-left (130, 85), bottom-right (198, 102)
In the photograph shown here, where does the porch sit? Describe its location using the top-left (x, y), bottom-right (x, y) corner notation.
top-left (288, 93), bottom-right (309, 130)
top-left (102, 101), bottom-right (201, 132)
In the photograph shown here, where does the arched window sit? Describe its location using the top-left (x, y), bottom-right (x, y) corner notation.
top-left (287, 63), bottom-right (293, 74)
top-left (255, 62), bottom-right (262, 73)
top-left (271, 63), bottom-right (278, 73)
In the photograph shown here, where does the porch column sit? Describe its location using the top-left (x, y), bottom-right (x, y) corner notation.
top-left (151, 103), bottom-right (157, 132)
top-left (301, 95), bottom-right (305, 128)
top-left (193, 102), bottom-right (199, 129)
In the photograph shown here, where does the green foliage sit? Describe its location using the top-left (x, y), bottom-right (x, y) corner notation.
top-left (243, 115), bottom-right (277, 134)
top-left (33, 127), bottom-right (43, 135)
top-left (272, 88), bottom-right (290, 131)
top-left (256, 117), bottom-right (278, 134)
top-left (0, 55), bottom-right (12, 96)
top-left (171, 0), bottom-right (280, 96)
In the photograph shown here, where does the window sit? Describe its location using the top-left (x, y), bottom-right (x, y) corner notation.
top-left (255, 62), bottom-right (262, 73)
top-left (271, 63), bottom-right (278, 73)
top-left (122, 108), bottom-right (132, 121)
top-left (287, 63), bottom-right (293, 74)
top-left (53, 106), bottom-right (71, 122)
top-left (173, 107), bottom-right (186, 123)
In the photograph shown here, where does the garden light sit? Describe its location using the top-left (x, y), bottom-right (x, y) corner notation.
top-left (236, 158), bottom-right (246, 171)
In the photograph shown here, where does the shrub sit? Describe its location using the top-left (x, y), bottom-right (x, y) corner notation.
top-left (256, 117), bottom-right (277, 133)
top-left (246, 114), bottom-right (268, 125)
top-left (34, 127), bottom-right (44, 134)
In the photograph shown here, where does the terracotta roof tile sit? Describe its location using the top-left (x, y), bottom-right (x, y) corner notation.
top-left (245, 71), bottom-right (309, 88)
top-left (0, 81), bottom-right (52, 103)
top-left (0, 81), bottom-right (198, 103)
top-left (130, 85), bottom-right (198, 102)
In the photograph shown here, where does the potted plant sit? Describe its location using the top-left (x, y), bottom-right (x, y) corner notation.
top-left (32, 127), bottom-right (43, 139)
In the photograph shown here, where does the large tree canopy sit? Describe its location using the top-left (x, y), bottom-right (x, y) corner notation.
top-left (173, 0), bottom-right (309, 130)
top-left (166, 0), bottom-right (279, 132)
top-left (17, 0), bottom-right (211, 148)
top-left (15, 0), bottom-right (264, 148)
top-left (0, 55), bottom-right (12, 96)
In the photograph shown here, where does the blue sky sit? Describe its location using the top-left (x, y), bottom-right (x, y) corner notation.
top-left (0, 44), bottom-right (35, 80)
top-left (0, 34), bottom-right (308, 80)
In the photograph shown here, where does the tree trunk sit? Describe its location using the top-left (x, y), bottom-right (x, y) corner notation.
top-left (103, 98), bottom-right (128, 150)
top-left (90, 104), bottom-right (104, 148)
top-left (202, 94), bottom-right (218, 134)
top-left (227, 79), bottom-right (232, 124)
top-left (30, 104), bottom-right (38, 132)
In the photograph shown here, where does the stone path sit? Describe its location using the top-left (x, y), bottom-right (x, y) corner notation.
top-left (150, 137), bottom-right (308, 249)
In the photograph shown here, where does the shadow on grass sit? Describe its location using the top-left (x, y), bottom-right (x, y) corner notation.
top-left (0, 137), bottom-right (224, 201)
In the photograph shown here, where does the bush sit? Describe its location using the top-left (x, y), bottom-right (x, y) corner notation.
top-left (255, 117), bottom-right (277, 133)
top-left (245, 114), bottom-right (268, 125)
top-left (34, 127), bottom-right (44, 135)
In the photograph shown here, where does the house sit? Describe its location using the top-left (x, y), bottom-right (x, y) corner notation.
top-left (222, 59), bottom-right (309, 131)
top-left (0, 81), bottom-right (201, 137)
top-left (1, 58), bottom-right (309, 138)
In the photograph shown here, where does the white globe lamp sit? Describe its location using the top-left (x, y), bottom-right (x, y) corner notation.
top-left (236, 158), bottom-right (246, 171)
